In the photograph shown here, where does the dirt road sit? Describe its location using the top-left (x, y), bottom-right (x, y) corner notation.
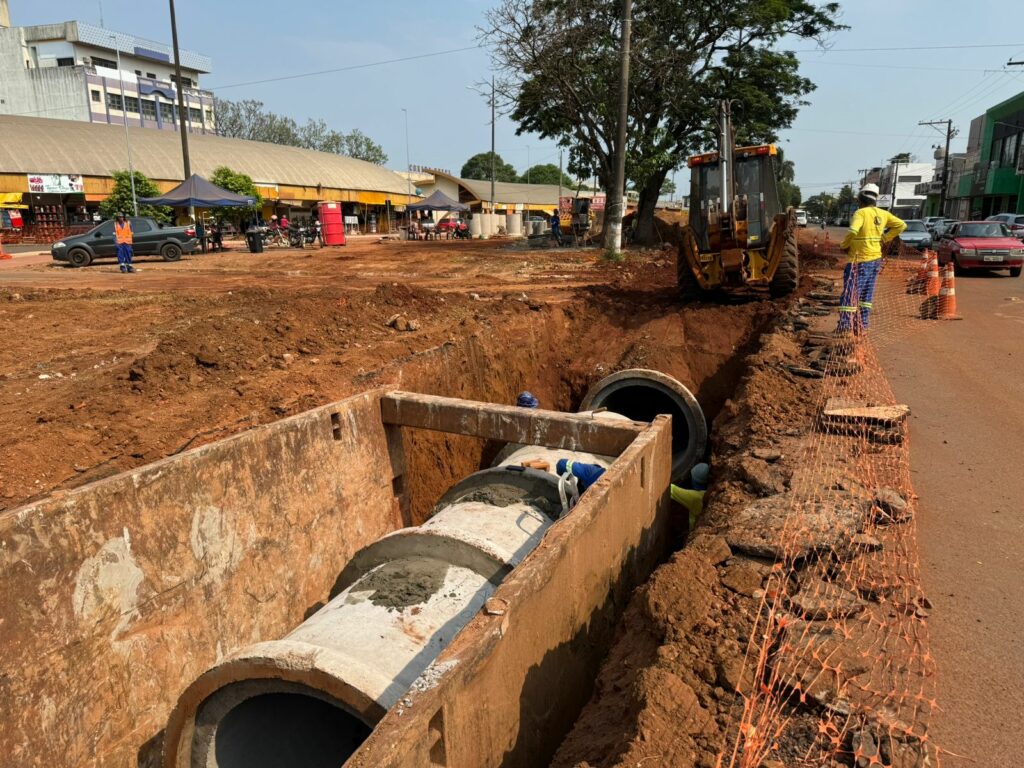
top-left (879, 270), bottom-right (1024, 764)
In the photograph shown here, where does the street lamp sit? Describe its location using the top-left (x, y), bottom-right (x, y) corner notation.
top-left (525, 145), bottom-right (530, 185)
top-left (111, 34), bottom-right (138, 215)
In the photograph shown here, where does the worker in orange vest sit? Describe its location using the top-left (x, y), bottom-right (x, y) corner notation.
top-left (114, 212), bottom-right (135, 273)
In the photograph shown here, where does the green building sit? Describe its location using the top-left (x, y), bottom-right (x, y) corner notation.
top-left (955, 90), bottom-right (1024, 217)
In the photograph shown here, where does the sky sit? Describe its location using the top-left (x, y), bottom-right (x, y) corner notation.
top-left (14, 0), bottom-right (1024, 197)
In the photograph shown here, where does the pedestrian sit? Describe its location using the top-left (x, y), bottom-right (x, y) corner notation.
top-left (210, 219), bottom-right (223, 252)
top-left (195, 217), bottom-right (206, 253)
top-left (516, 391), bottom-right (540, 409)
top-left (114, 212), bottom-right (135, 273)
top-left (550, 209), bottom-right (563, 246)
top-left (670, 462), bottom-right (710, 530)
top-left (836, 183), bottom-right (906, 335)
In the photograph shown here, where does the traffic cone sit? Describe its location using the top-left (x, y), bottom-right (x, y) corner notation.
top-left (906, 250), bottom-right (929, 294)
top-left (937, 262), bottom-right (963, 320)
top-left (812, 234), bottom-right (819, 253)
top-left (925, 252), bottom-right (941, 297)
top-left (0, 232), bottom-right (11, 260)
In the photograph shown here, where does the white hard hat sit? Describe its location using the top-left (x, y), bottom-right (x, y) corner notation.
top-left (860, 183), bottom-right (880, 200)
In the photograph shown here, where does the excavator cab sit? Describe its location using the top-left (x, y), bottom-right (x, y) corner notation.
top-left (674, 102), bottom-right (799, 299)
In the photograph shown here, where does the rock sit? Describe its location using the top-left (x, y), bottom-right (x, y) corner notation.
top-left (394, 317), bottom-right (410, 332)
top-left (194, 346), bottom-right (220, 367)
top-left (280, 352), bottom-right (294, 364)
top-left (772, 620), bottom-right (872, 708)
top-left (851, 728), bottom-right (880, 768)
top-left (385, 313), bottom-right (400, 327)
top-left (720, 561), bottom-right (764, 597)
top-left (751, 447), bottom-right (782, 462)
top-left (788, 577), bottom-right (866, 620)
top-left (689, 535), bottom-right (732, 565)
top-left (714, 640), bottom-right (746, 692)
top-left (406, 319), bottom-right (421, 331)
top-left (737, 456), bottom-right (786, 496)
top-left (37, 373), bottom-right (52, 380)
top-left (843, 553), bottom-right (899, 600)
top-left (726, 494), bottom-right (863, 560)
top-left (128, 365), bottom-right (145, 382)
top-left (634, 667), bottom-right (711, 736)
top-left (851, 533), bottom-right (882, 552)
top-left (873, 487), bottom-right (911, 523)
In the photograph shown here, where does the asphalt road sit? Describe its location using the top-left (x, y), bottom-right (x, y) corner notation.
top-left (879, 268), bottom-right (1024, 764)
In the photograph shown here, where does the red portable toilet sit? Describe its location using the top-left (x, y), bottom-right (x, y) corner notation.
top-left (318, 201), bottom-right (346, 246)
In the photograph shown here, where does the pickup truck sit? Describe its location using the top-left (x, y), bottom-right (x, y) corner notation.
top-left (51, 217), bottom-right (198, 268)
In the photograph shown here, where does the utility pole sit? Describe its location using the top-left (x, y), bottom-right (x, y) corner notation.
top-left (490, 75), bottom-right (496, 213)
top-left (169, 0), bottom-right (191, 181)
top-left (604, 0), bottom-right (632, 256)
top-left (558, 148), bottom-right (563, 212)
top-left (887, 153), bottom-right (910, 212)
top-left (919, 119), bottom-right (957, 217)
top-left (525, 145), bottom-right (530, 185)
top-left (111, 36), bottom-right (137, 215)
top-left (403, 108), bottom-right (411, 237)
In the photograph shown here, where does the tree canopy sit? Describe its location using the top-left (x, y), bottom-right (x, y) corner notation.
top-left (482, 0), bottom-right (843, 243)
top-left (775, 148), bottom-right (802, 209)
top-left (803, 191), bottom-right (836, 220)
top-left (460, 152), bottom-right (519, 182)
top-left (214, 98), bottom-right (388, 165)
top-left (99, 171), bottom-right (170, 223)
top-left (519, 163), bottom-right (574, 186)
top-left (208, 166), bottom-right (262, 222)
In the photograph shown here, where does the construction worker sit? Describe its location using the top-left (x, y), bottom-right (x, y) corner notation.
top-left (516, 391), bottom-right (540, 409)
top-left (550, 210), bottom-right (563, 247)
top-left (555, 458), bottom-right (605, 492)
top-left (114, 212), bottom-right (135, 273)
top-left (837, 183), bottom-right (906, 334)
top-left (670, 462), bottom-right (710, 530)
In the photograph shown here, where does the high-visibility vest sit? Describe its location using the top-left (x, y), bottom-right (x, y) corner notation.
top-left (114, 220), bottom-right (133, 244)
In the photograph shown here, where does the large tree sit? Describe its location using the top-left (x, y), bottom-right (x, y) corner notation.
top-left (99, 171), bottom-right (170, 223)
top-left (520, 163), bottom-right (575, 186)
top-left (775, 148), bottom-right (801, 209)
top-left (460, 151), bottom-right (519, 182)
top-left (214, 98), bottom-right (388, 165)
top-left (482, 0), bottom-right (843, 244)
top-left (208, 166), bottom-right (262, 223)
top-left (803, 191), bottom-right (835, 220)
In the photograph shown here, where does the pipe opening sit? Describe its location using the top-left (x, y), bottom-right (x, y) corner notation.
top-left (195, 685), bottom-right (371, 768)
top-left (581, 369), bottom-right (707, 479)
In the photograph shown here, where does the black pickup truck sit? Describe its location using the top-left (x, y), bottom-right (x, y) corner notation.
top-left (51, 217), bottom-right (199, 267)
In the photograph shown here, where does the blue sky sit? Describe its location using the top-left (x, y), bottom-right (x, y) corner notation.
top-left (16, 1), bottom-right (1024, 195)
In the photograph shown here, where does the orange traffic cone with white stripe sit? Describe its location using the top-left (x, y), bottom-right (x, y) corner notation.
top-left (906, 249), bottom-right (930, 294)
top-left (925, 252), bottom-right (941, 297)
top-left (938, 262), bottom-right (962, 320)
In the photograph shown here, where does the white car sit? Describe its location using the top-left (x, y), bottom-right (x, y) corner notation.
top-left (794, 209), bottom-right (808, 227)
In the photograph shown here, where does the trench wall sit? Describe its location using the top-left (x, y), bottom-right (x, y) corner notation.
top-left (0, 390), bottom-right (399, 768)
top-left (345, 415), bottom-right (674, 768)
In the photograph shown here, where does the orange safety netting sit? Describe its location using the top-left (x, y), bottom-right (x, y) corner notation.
top-left (723, 240), bottom-right (947, 768)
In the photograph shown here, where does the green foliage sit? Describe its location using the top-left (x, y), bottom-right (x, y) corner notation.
top-left (214, 98), bottom-right (388, 165)
top-left (804, 192), bottom-right (836, 220)
top-left (208, 166), bottom-right (262, 222)
top-left (660, 177), bottom-right (677, 197)
top-left (460, 152), bottom-right (519, 182)
top-left (483, 0), bottom-right (844, 242)
top-left (99, 170), bottom-right (170, 223)
top-left (774, 148), bottom-right (802, 209)
top-left (519, 163), bottom-right (575, 186)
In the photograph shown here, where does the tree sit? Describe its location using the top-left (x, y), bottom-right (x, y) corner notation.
top-left (99, 170), bottom-right (170, 223)
top-left (482, 0), bottom-right (843, 244)
top-left (519, 163), bottom-right (574, 186)
top-left (836, 183), bottom-right (856, 221)
top-left (660, 177), bottom-right (677, 198)
top-left (208, 166), bottom-right (262, 223)
top-left (775, 148), bottom-right (801, 209)
top-left (213, 98), bottom-right (387, 164)
top-left (803, 192), bottom-right (835, 220)
top-left (460, 152), bottom-right (519, 182)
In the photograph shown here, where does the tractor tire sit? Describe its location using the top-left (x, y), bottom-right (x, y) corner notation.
top-left (67, 248), bottom-right (92, 268)
top-left (161, 243), bottom-right (183, 262)
top-left (770, 227), bottom-right (799, 298)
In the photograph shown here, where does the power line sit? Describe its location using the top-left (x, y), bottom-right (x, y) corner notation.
top-left (789, 42), bottom-right (1024, 53)
top-left (798, 60), bottom-right (990, 73)
top-left (209, 45), bottom-right (481, 90)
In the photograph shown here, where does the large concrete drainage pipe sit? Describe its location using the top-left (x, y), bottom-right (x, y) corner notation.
top-left (580, 368), bottom-right (707, 480)
top-left (163, 466), bottom-right (560, 768)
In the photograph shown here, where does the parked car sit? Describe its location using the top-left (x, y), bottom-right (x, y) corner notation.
top-left (436, 217), bottom-right (465, 233)
top-left (932, 218), bottom-right (957, 239)
top-left (985, 212), bottom-right (1024, 240)
top-left (935, 221), bottom-right (1023, 276)
top-left (794, 209), bottom-right (808, 227)
top-left (922, 216), bottom-right (945, 233)
top-left (51, 217), bottom-right (198, 268)
top-left (898, 220), bottom-right (932, 250)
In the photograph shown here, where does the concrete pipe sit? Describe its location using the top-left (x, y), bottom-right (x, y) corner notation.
top-left (469, 215), bottom-right (482, 238)
top-left (580, 368), bottom-right (707, 480)
top-left (163, 468), bottom-right (559, 768)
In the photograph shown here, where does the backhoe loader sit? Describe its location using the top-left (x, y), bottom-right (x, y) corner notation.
top-left (673, 100), bottom-right (799, 299)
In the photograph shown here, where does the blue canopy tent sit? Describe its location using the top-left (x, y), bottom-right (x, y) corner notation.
top-left (138, 174), bottom-right (255, 208)
top-left (407, 189), bottom-right (469, 212)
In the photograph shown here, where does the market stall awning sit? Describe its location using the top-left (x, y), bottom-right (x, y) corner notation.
top-left (407, 189), bottom-right (468, 212)
top-left (138, 174), bottom-right (255, 208)
top-left (0, 192), bottom-right (28, 209)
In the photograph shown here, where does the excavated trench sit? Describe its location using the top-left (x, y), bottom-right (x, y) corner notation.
top-left (159, 295), bottom-right (780, 768)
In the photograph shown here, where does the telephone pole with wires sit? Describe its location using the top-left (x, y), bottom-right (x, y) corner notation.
top-left (918, 119), bottom-right (958, 217)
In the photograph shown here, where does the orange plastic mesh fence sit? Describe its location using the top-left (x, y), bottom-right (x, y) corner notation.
top-left (723, 241), bottom-right (944, 767)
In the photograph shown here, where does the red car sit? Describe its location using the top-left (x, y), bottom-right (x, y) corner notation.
top-left (936, 221), bottom-right (1024, 277)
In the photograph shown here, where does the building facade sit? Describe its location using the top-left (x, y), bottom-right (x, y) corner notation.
top-left (952, 91), bottom-right (1024, 218)
top-left (0, 7), bottom-right (214, 134)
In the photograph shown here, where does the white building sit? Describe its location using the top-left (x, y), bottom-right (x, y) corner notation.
top-left (0, 1), bottom-right (215, 134)
top-left (876, 161), bottom-right (933, 219)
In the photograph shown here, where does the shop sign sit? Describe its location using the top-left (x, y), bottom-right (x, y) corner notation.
top-left (27, 173), bottom-right (84, 194)
top-left (590, 194), bottom-right (606, 211)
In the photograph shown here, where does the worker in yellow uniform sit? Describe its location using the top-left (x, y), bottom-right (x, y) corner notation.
top-left (837, 183), bottom-right (905, 334)
top-left (114, 212), bottom-right (136, 274)
top-left (670, 462), bottom-right (709, 530)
